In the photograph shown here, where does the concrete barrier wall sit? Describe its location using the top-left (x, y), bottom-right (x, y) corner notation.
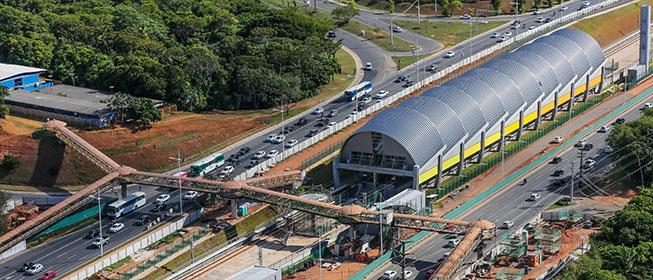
top-left (66, 209), bottom-right (203, 280)
top-left (0, 241), bottom-right (26, 261)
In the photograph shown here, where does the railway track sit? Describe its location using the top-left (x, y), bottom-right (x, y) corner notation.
top-left (605, 32), bottom-right (638, 57)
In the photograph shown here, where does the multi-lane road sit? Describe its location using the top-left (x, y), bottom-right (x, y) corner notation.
top-left (217, 0), bottom-right (611, 180)
top-left (369, 90), bottom-right (653, 280)
top-left (0, 185), bottom-right (197, 280)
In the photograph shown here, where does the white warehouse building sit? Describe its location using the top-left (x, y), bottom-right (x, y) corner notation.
top-left (334, 28), bottom-right (605, 189)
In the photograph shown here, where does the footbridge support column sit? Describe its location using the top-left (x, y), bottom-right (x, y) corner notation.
top-left (478, 131), bottom-right (486, 163)
top-left (332, 161), bottom-right (341, 188)
top-left (553, 91), bottom-right (559, 120)
top-left (536, 101), bottom-right (542, 130)
top-left (499, 121), bottom-right (505, 152)
top-left (583, 74), bottom-right (590, 102)
top-left (457, 143), bottom-right (465, 175)
top-left (436, 155), bottom-right (443, 188)
top-left (120, 183), bottom-right (128, 198)
top-left (569, 82), bottom-right (575, 111)
top-left (230, 199), bottom-right (238, 218)
top-left (517, 111), bottom-right (524, 141)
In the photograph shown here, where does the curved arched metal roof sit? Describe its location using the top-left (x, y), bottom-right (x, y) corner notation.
top-left (343, 28), bottom-right (604, 169)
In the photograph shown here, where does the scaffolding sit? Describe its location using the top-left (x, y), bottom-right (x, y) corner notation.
top-left (498, 231), bottom-right (528, 258)
top-left (533, 227), bottom-right (561, 255)
top-left (557, 209), bottom-right (583, 223)
top-left (495, 268), bottom-right (525, 280)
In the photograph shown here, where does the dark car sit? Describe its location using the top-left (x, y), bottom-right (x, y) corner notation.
top-left (135, 215), bottom-right (151, 226)
top-left (403, 80), bottom-right (415, 87)
top-left (85, 230), bottom-right (100, 239)
top-left (553, 170), bottom-right (565, 177)
top-left (18, 262), bottom-right (34, 272)
top-left (357, 103), bottom-right (365, 111)
top-left (326, 31), bottom-right (337, 38)
top-left (240, 146), bottom-right (251, 154)
top-left (551, 157), bottom-right (562, 164)
top-left (581, 143), bottom-right (594, 151)
top-left (395, 76), bottom-right (407, 83)
top-left (295, 117), bottom-right (308, 126)
top-left (615, 117), bottom-right (626, 124)
top-left (307, 129), bottom-right (319, 137)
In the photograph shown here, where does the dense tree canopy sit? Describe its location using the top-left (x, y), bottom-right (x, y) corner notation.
top-left (0, 0), bottom-right (341, 111)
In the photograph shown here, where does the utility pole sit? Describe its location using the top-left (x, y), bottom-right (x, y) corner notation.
top-left (392, 238), bottom-right (413, 280)
top-left (418, 0), bottom-right (421, 24)
top-left (96, 188), bottom-right (104, 257)
top-left (379, 214), bottom-right (384, 255)
top-left (570, 162), bottom-right (574, 202)
top-left (168, 148), bottom-right (184, 215)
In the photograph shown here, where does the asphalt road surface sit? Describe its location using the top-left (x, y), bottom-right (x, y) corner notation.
top-left (0, 185), bottom-right (199, 280)
top-left (368, 93), bottom-right (653, 280)
top-left (214, 0), bottom-right (612, 179)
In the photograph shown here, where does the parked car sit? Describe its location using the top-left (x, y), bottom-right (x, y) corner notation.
top-left (108, 223), bottom-right (125, 233)
top-left (375, 90), bottom-right (389, 99)
top-left (285, 139), bottom-right (299, 148)
top-left (444, 50), bottom-right (456, 58)
top-left (329, 262), bottom-right (342, 270)
top-left (552, 136), bottom-right (564, 143)
top-left (91, 237), bottom-right (109, 248)
top-left (502, 220), bottom-right (514, 229)
top-left (156, 194), bottom-right (170, 205)
top-left (40, 271), bottom-right (57, 280)
top-left (404, 270), bottom-right (413, 279)
top-left (26, 263), bottom-right (43, 275)
top-left (183, 191), bottom-right (198, 200)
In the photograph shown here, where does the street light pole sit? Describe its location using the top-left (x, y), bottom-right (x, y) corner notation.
top-left (95, 188), bottom-right (104, 257)
top-left (168, 148), bottom-right (183, 215)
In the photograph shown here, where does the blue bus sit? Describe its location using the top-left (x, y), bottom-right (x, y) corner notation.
top-left (106, 192), bottom-right (147, 218)
top-left (344, 81), bottom-right (373, 102)
top-left (189, 152), bottom-right (225, 177)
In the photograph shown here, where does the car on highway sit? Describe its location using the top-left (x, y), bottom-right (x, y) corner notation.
top-left (444, 50), bottom-right (456, 58)
top-left (272, 134), bottom-right (286, 144)
top-left (404, 270), bottom-right (413, 278)
top-left (253, 150), bottom-right (266, 159)
top-left (362, 96), bottom-right (372, 103)
top-left (135, 215), bottom-right (151, 226)
top-left (598, 125), bottom-right (611, 133)
top-left (559, 6), bottom-right (568, 11)
top-left (533, 9), bottom-right (543, 15)
top-left (615, 117), bottom-right (626, 124)
top-left (266, 150), bottom-right (279, 158)
top-left (536, 17), bottom-right (544, 23)
top-left (553, 170), bottom-right (565, 177)
top-left (375, 90), bottom-right (389, 99)
top-left (295, 117), bottom-right (308, 126)
top-left (222, 165), bottom-right (235, 175)
top-left (91, 237), bottom-right (109, 248)
top-left (551, 157), bottom-right (562, 164)
top-left (108, 223), bottom-right (125, 233)
top-left (285, 139), bottom-right (299, 148)
top-left (528, 26), bottom-right (535, 30)
top-left (238, 146), bottom-right (251, 155)
top-left (326, 31), bottom-right (336, 38)
top-left (603, 145), bottom-right (614, 153)
top-left (642, 102), bottom-right (653, 110)
top-left (459, 14), bottom-right (471, 20)
top-left (266, 134), bottom-right (277, 142)
top-left (156, 194), bottom-right (170, 205)
top-left (491, 32), bottom-right (500, 38)
top-left (40, 271), bottom-right (57, 280)
top-left (581, 143), bottom-right (594, 151)
top-left (552, 136), bottom-right (564, 143)
top-left (25, 263), bottom-right (43, 275)
top-left (502, 220), bottom-right (514, 229)
top-left (326, 110), bottom-right (337, 118)
top-left (85, 230), bottom-right (100, 239)
top-left (583, 159), bottom-right (596, 169)
top-left (447, 239), bottom-right (460, 247)
top-left (427, 64), bottom-right (437, 72)
top-left (183, 191), bottom-right (198, 200)
top-left (307, 128), bottom-right (319, 137)
top-left (404, 80), bottom-right (415, 87)
top-left (575, 140), bottom-right (587, 147)
top-left (364, 62), bottom-right (373, 71)
top-left (498, 35), bottom-right (509, 42)
top-left (581, 1), bottom-right (590, 7)
top-left (504, 31), bottom-right (513, 37)
top-left (313, 107), bottom-right (324, 115)
top-left (382, 270), bottom-right (398, 279)
top-left (437, 251), bottom-right (451, 263)
top-left (19, 262), bottom-right (35, 272)
top-left (392, 26), bottom-right (403, 33)
top-left (395, 76), bottom-right (407, 83)
top-left (529, 193), bottom-right (541, 201)
top-left (152, 203), bottom-right (167, 212)
top-left (327, 122), bottom-right (337, 128)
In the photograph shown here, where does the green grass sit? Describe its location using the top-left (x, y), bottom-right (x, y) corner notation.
top-left (392, 20), bottom-right (507, 47)
top-left (572, 0), bottom-right (653, 47)
top-left (141, 207), bottom-right (278, 280)
top-left (105, 257), bottom-right (132, 272)
top-left (342, 20), bottom-right (416, 52)
top-left (392, 53), bottom-right (432, 70)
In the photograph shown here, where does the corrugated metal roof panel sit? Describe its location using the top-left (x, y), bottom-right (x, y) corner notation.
top-left (423, 86), bottom-right (487, 135)
top-left (519, 42), bottom-right (577, 84)
top-left (464, 68), bottom-right (526, 114)
top-left (506, 50), bottom-right (561, 94)
top-left (551, 28), bottom-right (605, 70)
top-left (400, 96), bottom-right (466, 149)
top-left (446, 77), bottom-right (506, 124)
top-left (482, 59), bottom-right (544, 105)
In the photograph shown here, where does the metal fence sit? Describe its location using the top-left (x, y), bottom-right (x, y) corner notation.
top-left (233, 0), bottom-right (627, 183)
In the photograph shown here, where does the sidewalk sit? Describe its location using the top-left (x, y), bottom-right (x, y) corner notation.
top-left (433, 77), bottom-right (653, 217)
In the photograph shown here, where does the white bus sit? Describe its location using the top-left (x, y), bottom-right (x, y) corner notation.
top-left (106, 192), bottom-right (147, 218)
top-left (344, 81), bottom-right (373, 102)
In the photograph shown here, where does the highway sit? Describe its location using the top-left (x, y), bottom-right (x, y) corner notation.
top-left (368, 92), bottom-right (653, 279)
top-left (216, 0), bottom-right (611, 180)
top-left (0, 185), bottom-right (197, 280)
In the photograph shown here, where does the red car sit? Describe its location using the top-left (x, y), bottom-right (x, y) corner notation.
top-left (40, 271), bottom-right (57, 280)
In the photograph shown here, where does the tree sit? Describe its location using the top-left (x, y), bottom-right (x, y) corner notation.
top-left (517, 0), bottom-right (526, 13)
top-left (0, 85), bottom-right (8, 118)
top-left (132, 97), bottom-right (161, 126)
top-left (491, 0), bottom-right (503, 15)
top-left (1, 155), bottom-right (20, 170)
top-left (331, 6), bottom-right (359, 25)
top-left (0, 191), bottom-right (9, 235)
top-left (533, 0), bottom-right (543, 9)
top-left (439, 0), bottom-right (462, 17)
top-left (108, 92), bottom-right (133, 125)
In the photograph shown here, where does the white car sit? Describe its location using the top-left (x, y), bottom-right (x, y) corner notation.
top-left (447, 239), bottom-right (460, 247)
top-left (427, 64), bottom-right (437, 72)
top-left (404, 270), bottom-right (413, 278)
top-left (444, 50), bottom-right (456, 58)
top-left (529, 193), bottom-right (541, 201)
top-left (533, 9), bottom-right (543, 15)
top-left (559, 6), bottom-right (568, 11)
top-left (313, 107), bottom-right (324, 115)
top-left (502, 220), bottom-right (514, 229)
top-left (503, 31), bottom-right (512, 37)
top-left (642, 102), bottom-right (653, 110)
top-left (375, 90), bottom-right (389, 99)
top-left (183, 191), bottom-right (198, 200)
top-left (603, 145), bottom-right (614, 153)
top-left (383, 270), bottom-right (398, 279)
top-left (221, 165), bottom-right (235, 174)
top-left (26, 263), bottom-right (43, 275)
top-left (498, 35), bottom-right (509, 42)
top-left (364, 62), bottom-right (373, 71)
top-left (266, 134), bottom-right (277, 142)
top-left (267, 150), bottom-right (279, 158)
top-left (392, 26), bottom-right (403, 33)
top-left (575, 140), bottom-right (587, 147)
top-left (253, 150), bottom-right (266, 159)
top-left (285, 139), bottom-right (299, 148)
top-left (490, 32), bottom-right (500, 38)
top-left (156, 194), bottom-right (170, 204)
top-left (598, 125), bottom-right (611, 133)
top-left (327, 122), bottom-right (337, 127)
top-left (584, 159), bottom-right (596, 169)
top-left (361, 96), bottom-right (372, 103)
top-left (537, 17), bottom-right (544, 23)
top-left (459, 14), bottom-right (471, 20)
top-left (273, 134), bottom-right (286, 144)
top-left (552, 136), bottom-right (564, 143)
top-left (91, 236), bottom-right (109, 248)
top-left (329, 262), bottom-right (342, 270)
top-left (528, 26), bottom-right (535, 30)
top-left (108, 223), bottom-right (125, 233)
top-left (581, 1), bottom-right (590, 7)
